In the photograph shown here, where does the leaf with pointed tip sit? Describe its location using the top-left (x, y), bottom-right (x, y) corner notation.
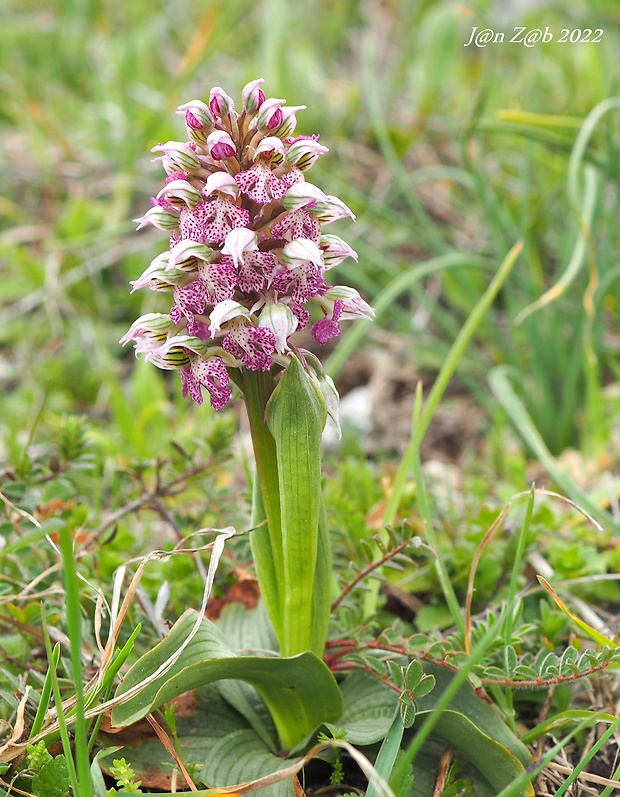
top-left (112, 610), bottom-right (342, 751)
top-left (414, 662), bottom-right (534, 795)
top-left (266, 355), bottom-right (327, 657)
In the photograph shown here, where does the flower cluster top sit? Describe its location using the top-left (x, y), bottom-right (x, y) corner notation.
top-left (121, 79), bottom-right (373, 410)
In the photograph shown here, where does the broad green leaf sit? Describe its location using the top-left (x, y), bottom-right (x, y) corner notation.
top-left (215, 602), bottom-right (280, 749)
top-left (112, 610), bottom-right (343, 751)
top-left (31, 754), bottom-right (70, 797)
top-left (415, 662), bottom-right (534, 795)
top-left (216, 599), bottom-right (278, 653)
top-left (90, 746), bottom-right (122, 797)
top-left (105, 685), bottom-right (294, 797)
top-left (310, 499), bottom-right (332, 654)
top-left (203, 729), bottom-right (293, 797)
top-left (266, 355), bottom-right (327, 657)
top-left (410, 736), bottom-right (498, 797)
top-left (327, 671), bottom-right (399, 745)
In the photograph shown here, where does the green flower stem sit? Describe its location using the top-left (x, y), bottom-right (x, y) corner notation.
top-left (242, 368), bottom-right (284, 642)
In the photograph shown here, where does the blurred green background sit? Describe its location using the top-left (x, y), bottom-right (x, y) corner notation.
top-left (1, 0), bottom-right (619, 464)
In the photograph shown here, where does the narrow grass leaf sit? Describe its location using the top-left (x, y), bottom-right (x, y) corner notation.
top-left (366, 713), bottom-right (404, 797)
top-left (537, 576), bottom-right (617, 647)
top-left (57, 523), bottom-right (94, 797)
top-left (488, 365), bottom-right (620, 532)
top-left (30, 643), bottom-right (61, 738)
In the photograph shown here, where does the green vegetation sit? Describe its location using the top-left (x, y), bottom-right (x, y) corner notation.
top-left (2, 0), bottom-right (620, 794)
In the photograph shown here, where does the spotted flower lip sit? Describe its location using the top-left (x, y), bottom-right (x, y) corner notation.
top-left (122, 79), bottom-right (373, 410)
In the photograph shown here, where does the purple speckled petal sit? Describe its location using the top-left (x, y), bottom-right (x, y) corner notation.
top-left (272, 209), bottom-right (321, 243)
top-left (222, 320), bottom-right (276, 371)
top-left (272, 263), bottom-right (326, 304)
top-left (235, 162), bottom-right (292, 205)
top-left (179, 199), bottom-right (249, 245)
top-left (171, 280), bottom-right (209, 333)
top-left (180, 356), bottom-right (231, 409)
top-left (230, 251), bottom-right (276, 293)
top-left (311, 299), bottom-right (343, 344)
top-left (197, 260), bottom-right (237, 304)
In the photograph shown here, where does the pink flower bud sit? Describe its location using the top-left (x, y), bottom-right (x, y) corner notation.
top-left (209, 87), bottom-right (235, 117)
top-left (207, 130), bottom-right (236, 160)
top-left (176, 101), bottom-right (215, 143)
top-left (241, 78), bottom-right (266, 113)
top-left (256, 98), bottom-right (286, 131)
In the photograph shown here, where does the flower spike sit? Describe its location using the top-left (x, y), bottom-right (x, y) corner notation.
top-left (124, 79), bottom-right (372, 410)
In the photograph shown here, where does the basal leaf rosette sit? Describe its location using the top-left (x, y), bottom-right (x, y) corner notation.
top-left (121, 79), bottom-right (373, 408)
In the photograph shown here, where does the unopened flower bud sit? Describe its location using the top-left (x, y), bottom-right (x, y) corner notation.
top-left (258, 302), bottom-right (297, 353)
top-left (207, 130), bottom-right (236, 160)
top-left (281, 182), bottom-right (328, 211)
top-left (120, 313), bottom-right (176, 347)
top-left (145, 335), bottom-right (209, 370)
top-left (241, 78), bottom-right (266, 113)
top-left (271, 106), bottom-right (306, 139)
top-left (209, 87), bottom-right (235, 117)
top-left (130, 258), bottom-right (186, 292)
top-left (320, 234), bottom-right (358, 268)
top-left (253, 136), bottom-right (285, 161)
top-left (256, 98), bottom-right (286, 131)
top-left (324, 285), bottom-right (374, 319)
top-left (221, 227), bottom-right (258, 267)
top-left (281, 238), bottom-right (324, 270)
top-left (208, 299), bottom-right (252, 336)
top-left (311, 194), bottom-right (356, 224)
top-left (177, 100), bottom-right (215, 143)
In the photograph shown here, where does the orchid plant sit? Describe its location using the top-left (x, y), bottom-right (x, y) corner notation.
top-left (120, 78), bottom-right (373, 722)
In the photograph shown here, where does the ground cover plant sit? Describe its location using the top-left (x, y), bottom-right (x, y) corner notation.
top-left (2, 0), bottom-right (620, 795)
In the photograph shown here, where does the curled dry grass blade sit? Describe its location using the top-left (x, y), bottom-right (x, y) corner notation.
top-left (0, 527), bottom-right (236, 765)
